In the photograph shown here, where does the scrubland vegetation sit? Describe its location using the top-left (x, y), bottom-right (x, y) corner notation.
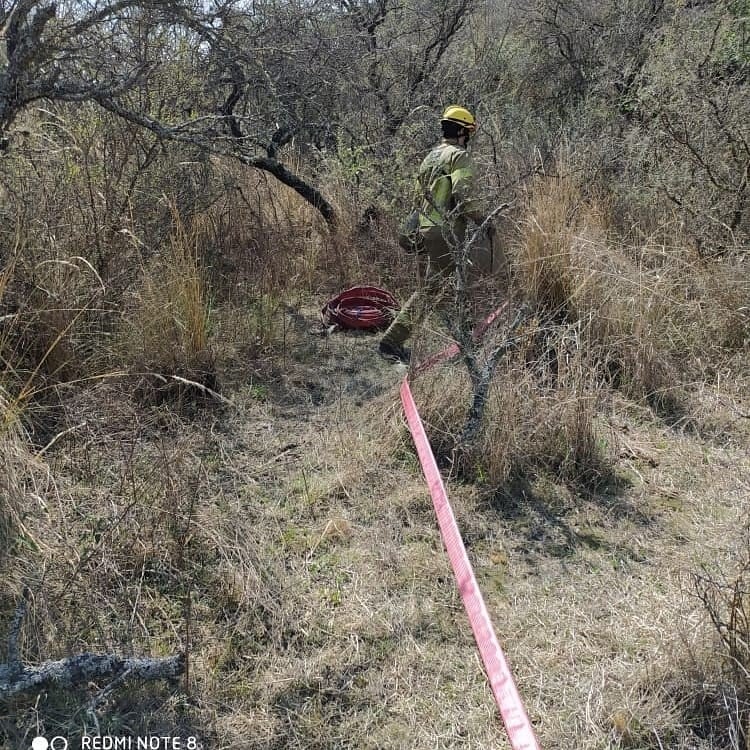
top-left (1, 0), bottom-right (749, 748)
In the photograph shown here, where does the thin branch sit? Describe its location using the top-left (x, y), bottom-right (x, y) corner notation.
top-left (459, 306), bottom-right (528, 445)
top-left (92, 96), bottom-right (336, 224)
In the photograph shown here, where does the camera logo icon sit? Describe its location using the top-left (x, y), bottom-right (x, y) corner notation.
top-left (32, 737), bottom-right (69, 750)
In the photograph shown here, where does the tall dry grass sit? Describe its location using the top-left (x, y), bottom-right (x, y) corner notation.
top-left (0, 385), bottom-right (22, 559)
top-left (199, 158), bottom-right (324, 297)
top-left (690, 529), bottom-right (750, 747)
top-left (119, 202), bottom-right (214, 392)
top-left (407, 164), bottom-right (748, 492)
top-left (319, 155), bottom-right (415, 294)
top-left (516, 173), bottom-right (581, 317)
top-left (514, 172), bottom-right (749, 413)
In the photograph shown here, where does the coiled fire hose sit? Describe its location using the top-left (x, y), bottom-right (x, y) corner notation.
top-left (321, 286), bottom-right (398, 330)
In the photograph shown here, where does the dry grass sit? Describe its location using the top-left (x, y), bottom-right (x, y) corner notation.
top-left (513, 174), bottom-right (749, 416)
top-left (516, 173), bottom-right (581, 316)
top-left (690, 527), bottom-right (750, 744)
top-left (2, 286), bottom-right (749, 749)
top-left (319, 157), bottom-right (415, 295)
top-left (199, 158), bottom-right (325, 299)
top-left (2, 136), bottom-right (750, 750)
top-left (412, 330), bottom-right (611, 490)
top-left (118, 203), bottom-right (214, 393)
top-left (0, 385), bottom-right (24, 562)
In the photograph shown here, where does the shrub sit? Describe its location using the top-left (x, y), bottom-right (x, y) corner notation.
top-left (691, 530), bottom-right (750, 747)
top-left (413, 326), bottom-right (610, 490)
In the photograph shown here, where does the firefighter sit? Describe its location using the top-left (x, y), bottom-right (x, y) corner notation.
top-left (379, 105), bottom-right (492, 362)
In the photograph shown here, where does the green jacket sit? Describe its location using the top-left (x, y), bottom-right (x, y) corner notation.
top-left (417, 141), bottom-right (481, 239)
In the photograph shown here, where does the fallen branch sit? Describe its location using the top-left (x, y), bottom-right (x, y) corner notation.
top-left (0, 652), bottom-right (184, 701)
top-left (4, 587), bottom-right (28, 680)
top-left (0, 590), bottom-right (184, 701)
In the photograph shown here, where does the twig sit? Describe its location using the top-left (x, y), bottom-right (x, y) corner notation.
top-left (86, 666), bottom-right (134, 714)
top-left (148, 373), bottom-right (235, 407)
top-left (36, 422), bottom-right (87, 456)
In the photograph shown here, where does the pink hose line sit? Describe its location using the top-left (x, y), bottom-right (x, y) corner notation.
top-left (400, 304), bottom-right (541, 750)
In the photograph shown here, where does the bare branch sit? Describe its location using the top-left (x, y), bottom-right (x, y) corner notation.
top-left (0, 588), bottom-right (184, 702)
top-left (459, 306), bottom-right (528, 446)
top-left (92, 95), bottom-right (336, 224)
top-left (0, 651), bottom-right (184, 700)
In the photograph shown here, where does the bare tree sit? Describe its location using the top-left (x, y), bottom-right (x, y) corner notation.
top-left (633, 3), bottom-right (750, 251)
top-left (1, 0), bottom-right (481, 225)
top-left (0, 0), bottom-right (337, 222)
top-left (337, 0), bottom-right (476, 138)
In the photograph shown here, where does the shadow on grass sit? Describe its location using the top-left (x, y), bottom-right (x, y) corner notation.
top-left (664, 674), bottom-right (749, 750)
top-left (480, 470), bottom-right (652, 562)
top-left (646, 388), bottom-right (744, 449)
top-left (269, 661), bottom-right (377, 750)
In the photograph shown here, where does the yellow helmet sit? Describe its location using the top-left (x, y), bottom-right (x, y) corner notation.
top-left (441, 105), bottom-right (477, 133)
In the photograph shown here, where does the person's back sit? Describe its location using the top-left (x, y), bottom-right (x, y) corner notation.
top-left (417, 140), bottom-right (481, 245)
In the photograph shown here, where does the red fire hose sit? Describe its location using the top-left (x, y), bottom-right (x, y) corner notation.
top-left (321, 286), bottom-right (398, 330)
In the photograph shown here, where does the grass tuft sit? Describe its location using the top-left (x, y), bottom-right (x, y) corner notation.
top-left (120, 202), bottom-right (215, 398)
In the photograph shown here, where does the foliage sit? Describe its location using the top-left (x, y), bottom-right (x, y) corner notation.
top-left (0, 0), bottom-right (749, 746)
